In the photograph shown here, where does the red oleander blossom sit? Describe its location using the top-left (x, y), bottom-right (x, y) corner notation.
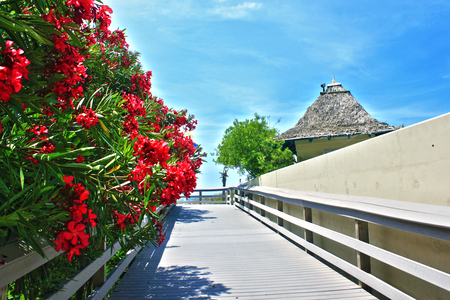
top-left (26, 156), bottom-right (38, 165)
top-left (76, 106), bottom-right (99, 129)
top-left (0, 41), bottom-right (30, 102)
top-left (64, 221), bottom-right (89, 247)
top-left (122, 115), bottom-right (139, 139)
top-left (130, 71), bottom-right (152, 96)
top-left (122, 92), bottom-right (147, 117)
top-left (113, 211), bottom-right (127, 229)
top-left (85, 209), bottom-right (97, 227)
top-left (53, 176), bottom-right (95, 261)
top-left (132, 135), bottom-right (171, 170)
top-left (30, 125), bottom-right (48, 136)
top-left (40, 142), bottom-right (55, 154)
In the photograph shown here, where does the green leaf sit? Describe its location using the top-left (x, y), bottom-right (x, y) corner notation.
top-left (16, 215), bottom-right (47, 258)
top-left (21, 23), bottom-right (54, 46)
top-left (89, 153), bottom-right (117, 166)
top-left (99, 131), bottom-right (124, 158)
top-left (19, 159), bottom-right (24, 190)
top-left (0, 103), bottom-right (24, 130)
top-left (62, 25), bottom-right (83, 48)
top-left (33, 147), bottom-right (96, 161)
top-left (0, 176), bottom-right (10, 194)
top-left (57, 163), bottom-right (93, 171)
top-left (0, 15), bottom-right (25, 32)
top-left (0, 183), bottom-right (35, 212)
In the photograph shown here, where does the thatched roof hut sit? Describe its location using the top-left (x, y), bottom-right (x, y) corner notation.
top-left (278, 77), bottom-right (399, 161)
top-left (278, 78), bottom-right (396, 141)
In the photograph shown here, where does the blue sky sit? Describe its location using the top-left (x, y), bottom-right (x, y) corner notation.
top-left (102, 0), bottom-right (450, 188)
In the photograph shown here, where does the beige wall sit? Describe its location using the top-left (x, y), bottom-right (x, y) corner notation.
top-left (295, 134), bottom-right (373, 161)
top-left (249, 112), bottom-right (450, 299)
top-left (259, 112), bottom-right (450, 206)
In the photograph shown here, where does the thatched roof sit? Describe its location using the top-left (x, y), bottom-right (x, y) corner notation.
top-left (277, 79), bottom-right (397, 141)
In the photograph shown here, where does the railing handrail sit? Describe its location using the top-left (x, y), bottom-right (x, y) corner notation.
top-left (192, 187), bottom-right (234, 192)
top-left (234, 185), bottom-right (450, 242)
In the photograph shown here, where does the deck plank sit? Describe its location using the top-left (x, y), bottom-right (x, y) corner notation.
top-left (109, 205), bottom-right (377, 299)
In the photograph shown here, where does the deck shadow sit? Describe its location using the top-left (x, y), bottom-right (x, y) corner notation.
top-left (139, 265), bottom-right (230, 299)
top-left (175, 206), bottom-right (217, 224)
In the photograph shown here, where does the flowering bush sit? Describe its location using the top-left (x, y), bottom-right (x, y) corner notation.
top-left (0, 0), bottom-right (204, 269)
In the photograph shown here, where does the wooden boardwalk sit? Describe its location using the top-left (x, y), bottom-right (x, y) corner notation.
top-left (109, 205), bottom-right (376, 299)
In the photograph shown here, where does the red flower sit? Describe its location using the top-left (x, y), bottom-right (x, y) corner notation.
top-left (63, 221), bottom-right (89, 247)
top-left (40, 142), bottom-right (55, 154)
top-left (63, 175), bottom-right (74, 184)
top-left (76, 106), bottom-right (99, 129)
top-left (0, 41), bottom-right (30, 102)
top-left (70, 204), bottom-right (88, 222)
top-left (67, 245), bottom-right (84, 262)
top-left (54, 231), bottom-right (71, 252)
top-left (30, 125), bottom-right (48, 136)
top-left (75, 155), bottom-right (84, 163)
top-left (85, 209), bottom-right (97, 227)
top-left (114, 212), bottom-right (127, 229)
top-left (132, 135), bottom-right (171, 170)
top-left (26, 156), bottom-right (38, 165)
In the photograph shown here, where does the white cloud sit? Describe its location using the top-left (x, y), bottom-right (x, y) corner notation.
top-left (209, 2), bottom-right (262, 19)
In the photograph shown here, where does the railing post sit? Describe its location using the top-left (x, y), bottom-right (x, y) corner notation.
top-left (303, 207), bottom-right (314, 250)
top-left (199, 190), bottom-right (202, 204)
top-left (277, 201), bottom-right (284, 227)
top-left (248, 193), bottom-right (253, 210)
top-left (92, 237), bottom-right (107, 289)
top-left (1, 285), bottom-right (7, 300)
top-left (355, 220), bottom-right (372, 293)
top-left (260, 196), bottom-right (266, 217)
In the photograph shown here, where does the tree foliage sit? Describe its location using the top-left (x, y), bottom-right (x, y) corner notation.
top-left (213, 113), bottom-right (294, 179)
top-left (0, 1), bottom-right (205, 297)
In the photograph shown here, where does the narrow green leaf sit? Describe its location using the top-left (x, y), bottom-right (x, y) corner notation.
top-left (57, 163), bottom-right (93, 171)
top-left (0, 175), bottom-right (10, 195)
top-left (138, 210), bottom-right (146, 227)
top-left (0, 103), bottom-right (24, 130)
top-left (89, 153), bottom-right (116, 166)
top-left (21, 23), bottom-right (54, 46)
top-left (62, 25), bottom-right (83, 48)
top-left (0, 183), bottom-right (35, 212)
top-left (99, 131), bottom-right (124, 158)
top-left (0, 15), bottom-right (25, 32)
top-left (16, 218), bottom-right (47, 258)
top-left (33, 147), bottom-right (96, 161)
top-left (19, 161), bottom-right (24, 190)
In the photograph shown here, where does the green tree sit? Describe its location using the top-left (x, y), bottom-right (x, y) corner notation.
top-left (212, 113), bottom-right (294, 179)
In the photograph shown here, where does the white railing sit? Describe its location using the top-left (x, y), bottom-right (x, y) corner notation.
top-left (0, 203), bottom-right (175, 300)
top-left (177, 187), bottom-right (233, 204)
top-left (231, 185), bottom-right (450, 300)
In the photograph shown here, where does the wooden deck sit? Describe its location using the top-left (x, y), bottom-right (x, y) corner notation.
top-left (109, 205), bottom-right (376, 299)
